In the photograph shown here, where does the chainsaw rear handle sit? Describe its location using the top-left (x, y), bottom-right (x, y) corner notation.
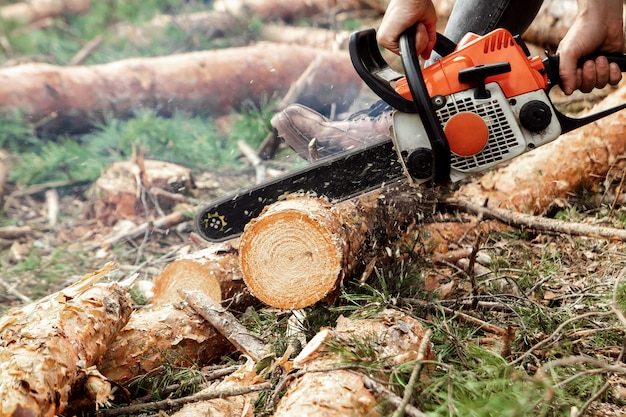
top-left (542, 53), bottom-right (626, 134)
top-left (348, 27), bottom-right (452, 183)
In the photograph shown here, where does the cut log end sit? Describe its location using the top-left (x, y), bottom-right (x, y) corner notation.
top-left (152, 259), bottom-right (223, 306)
top-left (240, 198), bottom-right (343, 309)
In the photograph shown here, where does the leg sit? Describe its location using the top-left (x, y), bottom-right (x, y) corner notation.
top-left (444, 0), bottom-right (544, 42)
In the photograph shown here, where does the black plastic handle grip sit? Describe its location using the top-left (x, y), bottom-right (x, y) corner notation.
top-left (542, 53), bottom-right (626, 134)
top-left (398, 26), bottom-right (451, 183)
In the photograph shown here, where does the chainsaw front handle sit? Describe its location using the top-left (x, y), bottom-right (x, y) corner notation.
top-left (349, 27), bottom-right (452, 183)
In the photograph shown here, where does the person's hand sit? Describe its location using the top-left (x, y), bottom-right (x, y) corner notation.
top-left (557, 0), bottom-right (624, 95)
top-left (376, 0), bottom-right (437, 59)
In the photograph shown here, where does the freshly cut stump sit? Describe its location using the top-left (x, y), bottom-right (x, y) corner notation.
top-left (240, 198), bottom-right (343, 309)
top-left (153, 258), bottom-right (223, 306)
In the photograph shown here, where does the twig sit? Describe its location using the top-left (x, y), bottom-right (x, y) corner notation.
top-left (101, 381), bottom-right (271, 416)
top-left (238, 140), bottom-right (267, 184)
top-left (392, 329), bottom-right (432, 417)
top-left (45, 188), bottom-right (59, 227)
top-left (509, 311), bottom-right (614, 366)
top-left (0, 275), bottom-right (32, 304)
top-left (0, 225), bottom-right (31, 239)
top-left (403, 299), bottom-right (509, 336)
top-left (69, 34), bottom-right (103, 65)
top-left (93, 210), bottom-right (189, 250)
top-left (447, 197), bottom-right (626, 241)
top-left (182, 290), bottom-right (271, 362)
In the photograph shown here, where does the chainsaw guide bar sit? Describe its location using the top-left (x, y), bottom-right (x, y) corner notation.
top-left (195, 140), bottom-right (404, 242)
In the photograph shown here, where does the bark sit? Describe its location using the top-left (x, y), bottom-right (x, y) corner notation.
top-left (259, 24), bottom-right (351, 50)
top-left (98, 302), bottom-right (232, 386)
top-left (238, 183), bottom-right (438, 309)
top-left (273, 309), bottom-right (432, 417)
top-left (455, 85), bottom-right (626, 214)
top-left (183, 290), bottom-right (270, 362)
top-left (152, 241), bottom-right (254, 307)
top-left (0, 44), bottom-right (362, 134)
top-left (0, 262), bottom-right (133, 416)
top-left (213, 0), bottom-right (390, 20)
top-left (0, 0), bottom-right (90, 25)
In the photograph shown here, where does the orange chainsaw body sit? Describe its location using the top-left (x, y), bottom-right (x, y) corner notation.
top-left (395, 29), bottom-right (548, 100)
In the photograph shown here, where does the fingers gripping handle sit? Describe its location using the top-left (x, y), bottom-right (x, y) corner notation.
top-left (543, 53), bottom-right (626, 134)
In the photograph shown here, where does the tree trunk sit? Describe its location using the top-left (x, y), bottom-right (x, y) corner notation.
top-left (1, 0), bottom-right (90, 25)
top-left (0, 44), bottom-right (362, 134)
top-left (213, 0), bottom-right (390, 20)
top-left (0, 263), bottom-right (133, 416)
top-left (239, 184), bottom-right (438, 309)
top-left (456, 86), bottom-right (626, 214)
top-left (98, 302), bottom-right (232, 386)
top-left (273, 309), bottom-right (432, 417)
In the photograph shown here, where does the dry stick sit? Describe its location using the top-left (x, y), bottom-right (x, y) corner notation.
top-left (447, 197), bottom-right (626, 241)
top-left (101, 382), bottom-right (271, 417)
top-left (182, 290), bottom-right (271, 362)
top-left (0, 225), bottom-right (31, 239)
top-left (392, 329), bottom-right (433, 417)
top-left (69, 34), bottom-right (103, 65)
top-left (94, 210), bottom-right (189, 249)
top-left (0, 275), bottom-right (31, 304)
top-left (238, 140), bottom-right (267, 184)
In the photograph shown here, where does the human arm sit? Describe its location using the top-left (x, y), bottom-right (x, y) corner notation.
top-left (376, 0), bottom-right (437, 59)
top-left (557, 0), bottom-right (624, 95)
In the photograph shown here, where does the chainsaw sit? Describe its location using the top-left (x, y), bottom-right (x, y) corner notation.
top-left (195, 26), bottom-right (626, 242)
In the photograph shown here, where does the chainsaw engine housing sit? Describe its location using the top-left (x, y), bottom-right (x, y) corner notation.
top-left (392, 83), bottom-right (562, 184)
top-left (391, 29), bottom-right (561, 184)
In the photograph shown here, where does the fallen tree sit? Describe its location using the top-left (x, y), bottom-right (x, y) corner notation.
top-left (0, 0), bottom-right (91, 25)
top-left (0, 263), bottom-right (132, 415)
top-left (0, 43), bottom-right (361, 134)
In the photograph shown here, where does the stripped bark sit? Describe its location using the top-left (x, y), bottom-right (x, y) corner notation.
top-left (0, 44), bottom-right (361, 134)
top-left (98, 303), bottom-right (232, 386)
top-left (273, 309), bottom-right (432, 416)
top-left (0, 262), bottom-right (133, 415)
top-left (0, 0), bottom-right (90, 25)
top-left (238, 183), bottom-right (438, 309)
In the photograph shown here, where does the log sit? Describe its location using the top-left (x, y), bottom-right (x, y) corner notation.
top-left (89, 158), bottom-right (194, 225)
top-left (152, 241), bottom-right (253, 307)
top-left (98, 302), bottom-right (232, 386)
top-left (213, 0), bottom-right (390, 20)
top-left (239, 184), bottom-right (438, 309)
top-left (0, 262), bottom-right (133, 415)
top-left (273, 309), bottom-right (432, 416)
top-left (523, 0), bottom-right (577, 49)
top-left (0, 0), bottom-right (90, 25)
top-left (455, 85), bottom-right (626, 214)
top-left (0, 44), bottom-right (362, 134)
